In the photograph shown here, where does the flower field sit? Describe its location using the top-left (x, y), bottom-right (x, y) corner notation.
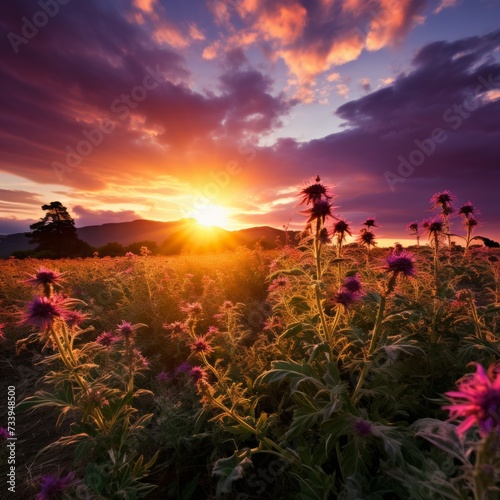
top-left (1, 181), bottom-right (500, 499)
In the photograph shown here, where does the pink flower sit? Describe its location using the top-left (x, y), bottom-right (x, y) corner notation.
top-left (190, 336), bottom-right (213, 354)
top-left (0, 427), bottom-right (9, 439)
top-left (190, 366), bottom-right (207, 383)
top-left (95, 331), bottom-right (119, 347)
top-left (25, 266), bottom-right (65, 288)
top-left (36, 472), bottom-right (77, 500)
top-left (162, 321), bottom-right (188, 335)
top-left (384, 251), bottom-right (416, 277)
top-left (444, 363), bottom-right (500, 437)
top-left (430, 190), bottom-right (455, 210)
top-left (115, 320), bottom-right (145, 340)
top-left (21, 295), bottom-right (70, 331)
top-left (180, 302), bottom-right (203, 315)
top-left (268, 277), bottom-right (289, 292)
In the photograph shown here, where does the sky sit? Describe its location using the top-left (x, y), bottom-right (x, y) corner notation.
top-left (1, 0), bottom-right (500, 245)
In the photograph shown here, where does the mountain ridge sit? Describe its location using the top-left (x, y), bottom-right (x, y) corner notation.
top-left (0, 218), bottom-right (299, 257)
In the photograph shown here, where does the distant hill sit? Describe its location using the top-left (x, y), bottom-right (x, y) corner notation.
top-left (0, 219), bottom-right (300, 258)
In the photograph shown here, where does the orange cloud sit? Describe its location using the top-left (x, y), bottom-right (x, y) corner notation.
top-left (133, 0), bottom-right (156, 13)
top-left (154, 24), bottom-right (190, 48)
top-left (258, 3), bottom-right (308, 44)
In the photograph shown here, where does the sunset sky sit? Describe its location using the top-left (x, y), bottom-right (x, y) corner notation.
top-left (1, 0), bottom-right (499, 244)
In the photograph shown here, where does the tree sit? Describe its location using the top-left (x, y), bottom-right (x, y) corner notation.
top-left (26, 202), bottom-right (92, 258)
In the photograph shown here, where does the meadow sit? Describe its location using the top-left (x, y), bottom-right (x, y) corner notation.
top-left (1, 182), bottom-right (500, 499)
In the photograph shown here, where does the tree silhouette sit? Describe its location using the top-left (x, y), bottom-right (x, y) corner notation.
top-left (26, 202), bottom-right (92, 258)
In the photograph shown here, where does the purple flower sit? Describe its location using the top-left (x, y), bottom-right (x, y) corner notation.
top-left (357, 229), bottom-right (376, 248)
top-left (430, 190), bottom-right (455, 210)
top-left (189, 366), bottom-right (207, 383)
top-left (156, 371), bottom-right (171, 383)
top-left (25, 267), bottom-right (65, 288)
top-left (407, 221), bottom-right (419, 234)
top-left (190, 336), bottom-right (213, 354)
top-left (221, 300), bottom-right (234, 310)
top-left (353, 419), bottom-right (372, 437)
top-left (458, 202), bottom-right (475, 218)
top-left (301, 199), bottom-right (336, 224)
top-left (0, 427), bottom-right (9, 439)
top-left (268, 277), bottom-right (289, 292)
top-left (162, 321), bottom-right (188, 335)
top-left (342, 275), bottom-right (362, 294)
top-left (116, 320), bottom-right (134, 339)
top-left (333, 290), bottom-right (359, 309)
top-left (21, 295), bottom-right (69, 331)
top-left (298, 179), bottom-right (332, 206)
top-left (64, 310), bottom-right (87, 328)
top-left (175, 361), bottom-right (192, 374)
top-left (333, 219), bottom-right (352, 238)
top-left (422, 217), bottom-right (444, 237)
top-left (180, 302), bottom-right (203, 315)
top-left (95, 331), bottom-right (119, 347)
top-left (363, 218), bottom-right (378, 228)
top-left (36, 472), bottom-right (77, 500)
top-left (444, 363), bottom-right (500, 437)
top-left (384, 251), bottom-right (416, 277)
top-left (465, 216), bottom-right (479, 229)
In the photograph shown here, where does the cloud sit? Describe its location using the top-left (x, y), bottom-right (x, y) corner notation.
top-left (434, 0), bottom-right (460, 15)
top-left (72, 206), bottom-right (143, 227)
top-left (359, 77), bottom-right (371, 92)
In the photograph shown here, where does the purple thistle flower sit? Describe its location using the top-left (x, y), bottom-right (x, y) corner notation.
top-left (318, 227), bottom-right (331, 244)
top-left (407, 221), bottom-right (419, 234)
top-left (190, 336), bottom-right (213, 354)
top-left (25, 266), bottom-right (66, 288)
top-left (342, 275), bottom-right (362, 294)
top-left (301, 199), bottom-right (336, 224)
top-left (384, 251), bottom-right (416, 277)
top-left (268, 277), bottom-right (289, 292)
top-left (333, 290), bottom-right (359, 309)
top-left (465, 216), bottom-right (479, 229)
top-left (430, 190), bottom-right (455, 209)
top-left (63, 310), bottom-right (87, 328)
top-left (363, 218), bottom-right (378, 228)
top-left (21, 295), bottom-right (69, 331)
top-left (358, 229), bottom-right (376, 247)
top-left (458, 202), bottom-right (475, 218)
top-left (95, 331), bottom-right (119, 347)
top-left (333, 219), bottom-right (352, 236)
top-left (175, 361), bottom-right (192, 374)
top-left (189, 366), bottom-right (208, 383)
top-left (0, 427), bottom-right (9, 439)
top-left (221, 300), bottom-right (234, 310)
top-left (353, 419), bottom-right (372, 437)
top-left (36, 472), bottom-right (77, 500)
top-left (133, 348), bottom-right (149, 369)
top-left (156, 371), bottom-right (171, 383)
top-left (116, 320), bottom-right (134, 339)
top-left (180, 302), bottom-right (203, 315)
top-left (444, 363), bottom-right (500, 437)
top-left (422, 217), bottom-right (444, 237)
top-left (298, 179), bottom-right (332, 206)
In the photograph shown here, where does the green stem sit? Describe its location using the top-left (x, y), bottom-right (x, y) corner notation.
top-left (473, 438), bottom-right (488, 500)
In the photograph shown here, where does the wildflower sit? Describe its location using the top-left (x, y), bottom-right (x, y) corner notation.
top-left (430, 190), bottom-right (455, 210)
top-left (207, 326), bottom-right (219, 335)
top-left (25, 266), bottom-right (65, 288)
top-left (134, 349), bottom-right (150, 369)
top-left (363, 217), bottom-right (378, 228)
top-left (190, 366), bottom-right (208, 383)
top-left (444, 363), bottom-right (500, 437)
top-left (190, 336), bottom-right (213, 354)
top-left (180, 302), bottom-right (203, 315)
top-left (332, 219), bottom-right (352, 239)
top-left (358, 229), bottom-right (376, 248)
top-left (384, 251), bottom-right (416, 277)
top-left (0, 427), bottom-right (9, 439)
top-left (342, 275), bottom-right (362, 294)
top-left (451, 289), bottom-right (475, 308)
top-left (21, 295), bottom-right (69, 331)
top-left (156, 371), bottom-right (171, 383)
top-left (162, 321), bottom-right (188, 335)
top-left (407, 221), bottom-right (419, 234)
top-left (125, 251), bottom-right (136, 258)
top-left (464, 216), bottom-right (479, 230)
top-left (36, 472), bottom-right (77, 500)
top-left (301, 199), bottom-right (336, 224)
top-left (175, 361), bottom-right (192, 374)
top-left (298, 178), bottom-right (332, 206)
top-left (332, 290), bottom-right (360, 309)
top-left (353, 419), bottom-right (372, 437)
top-left (268, 277), bottom-right (289, 292)
top-left (263, 316), bottom-right (283, 331)
top-left (392, 242), bottom-right (404, 254)
top-left (115, 320), bottom-right (145, 341)
top-left (318, 227), bottom-right (331, 244)
top-left (64, 310), bottom-right (87, 328)
top-left (221, 300), bottom-right (234, 310)
top-left (458, 202), bottom-right (475, 218)
top-left (422, 217), bottom-right (444, 236)
top-left (95, 331), bottom-right (119, 347)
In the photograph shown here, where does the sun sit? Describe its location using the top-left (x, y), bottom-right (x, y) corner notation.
top-left (194, 205), bottom-right (231, 228)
